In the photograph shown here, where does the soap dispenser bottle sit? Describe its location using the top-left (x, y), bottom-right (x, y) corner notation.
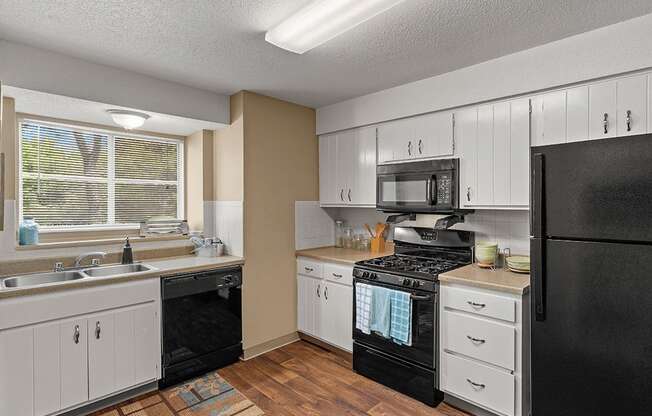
top-left (121, 237), bottom-right (134, 264)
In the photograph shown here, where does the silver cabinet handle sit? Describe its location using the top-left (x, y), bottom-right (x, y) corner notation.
top-left (347, 189), bottom-right (352, 202)
top-left (466, 186), bottom-right (471, 202)
top-left (317, 284), bottom-right (320, 298)
top-left (626, 110), bottom-right (632, 132)
top-left (467, 335), bottom-right (486, 344)
top-left (332, 273), bottom-right (343, 279)
top-left (603, 113), bottom-right (609, 134)
top-left (467, 379), bottom-right (486, 389)
top-left (95, 321), bottom-right (101, 340)
top-left (418, 139), bottom-right (423, 154)
top-left (73, 325), bottom-right (80, 344)
top-left (304, 266), bottom-right (314, 272)
top-left (324, 286), bottom-right (328, 300)
top-left (340, 189), bottom-right (344, 201)
top-left (407, 141), bottom-right (412, 156)
top-left (467, 301), bottom-right (486, 308)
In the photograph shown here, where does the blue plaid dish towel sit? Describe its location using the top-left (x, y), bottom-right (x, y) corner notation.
top-left (355, 283), bottom-right (372, 334)
top-left (389, 290), bottom-right (412, 346)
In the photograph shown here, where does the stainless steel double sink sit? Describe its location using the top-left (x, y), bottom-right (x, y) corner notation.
top-left (1, 263), bottom-right (155, 289)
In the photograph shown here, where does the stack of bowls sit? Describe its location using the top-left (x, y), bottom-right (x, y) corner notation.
top-left (506, 256), bottom-right (530, 273)
top-left (475, 242), bottom-right (498, 267)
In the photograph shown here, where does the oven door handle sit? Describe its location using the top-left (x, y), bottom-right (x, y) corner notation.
top-left (410, 294), bottom-right (432, 301)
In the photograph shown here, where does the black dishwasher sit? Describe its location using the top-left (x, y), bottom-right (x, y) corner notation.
top-left (160, 266), bottom-right (242, 388)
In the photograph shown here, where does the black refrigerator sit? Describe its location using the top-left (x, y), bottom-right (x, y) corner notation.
top-left (530, 134), bottom-right (652, 415)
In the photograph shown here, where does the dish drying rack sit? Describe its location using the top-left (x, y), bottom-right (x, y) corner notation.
top-left (139, 219), bottom-right (189, 237)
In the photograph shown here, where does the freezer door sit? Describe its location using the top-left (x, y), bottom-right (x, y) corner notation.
top-left (531, 134), bottom-right (652, 242)
top-left (531, 239), bottom-right (652, 415)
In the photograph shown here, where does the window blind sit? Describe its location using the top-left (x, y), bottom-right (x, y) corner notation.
top-left (20, 121), bottom-right (183, 229)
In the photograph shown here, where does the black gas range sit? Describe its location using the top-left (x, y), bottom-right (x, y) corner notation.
top-left (352, 226), bottom-right (474, 406)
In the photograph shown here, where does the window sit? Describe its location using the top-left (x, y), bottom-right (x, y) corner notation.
top-left (20, 120), bottom-right (184, 230)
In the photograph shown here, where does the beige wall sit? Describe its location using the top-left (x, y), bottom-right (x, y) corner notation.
top-left (185, 130), bottom-right (204, 231)
top-left (1, 97), bottom-right (17, 200)
top-left (213, 93), bottom-right (244, 202)
top-left (241, 91), bottom-right (319, 352)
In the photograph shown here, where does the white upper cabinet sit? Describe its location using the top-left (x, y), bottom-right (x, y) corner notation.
top-left (566, 86), bottom-right (589, 143)
top-left (649, 74), bottom-right (652, 133)
top-left (377, 112), bottom-right (454, 164)
top-left (531, 91), bottom-right (566, 146)
top-left (319, 134), bottom-right (338, 205)
top-left (616, 75), bottom-right (647, 136)
top-left (458, 99), bottom-right (530, 209)
top-left (589, 81), bottom-right (618, 140)
top-left (319, 127), bottom-right (376, 207)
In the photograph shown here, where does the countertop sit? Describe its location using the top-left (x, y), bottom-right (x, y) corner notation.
top-left (439, 264), bottom-right (530, 295)
top-left (296, 245), bottom-right (393, 265)
top-left (0, 255), bottom-right (245, 299)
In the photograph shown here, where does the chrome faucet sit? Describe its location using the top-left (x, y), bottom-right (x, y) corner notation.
top-left (74, 252), bottom-right (107, 268)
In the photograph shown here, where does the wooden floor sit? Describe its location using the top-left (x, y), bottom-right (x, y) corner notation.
top-left (218, 340), bottom-right (470, 416)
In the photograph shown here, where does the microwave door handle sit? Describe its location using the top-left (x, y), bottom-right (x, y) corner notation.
top-left (426, 177), bottom-right (436, 205)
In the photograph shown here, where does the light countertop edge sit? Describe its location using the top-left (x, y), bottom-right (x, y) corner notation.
top-left (296, 245), bottom-right (394, 265)
top-left (439, 264), bottom-right (530, 295)
top-left (0, 255), bottom-right (245, 299)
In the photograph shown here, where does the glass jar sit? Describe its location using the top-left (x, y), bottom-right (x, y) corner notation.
top-left (352, 234), bottom-right (362, 250)
top-left (334, 221), bottom-right (345, 248)
top-left (342, 226), bottom-right (354, 249)
top-left (19, 216), bottom-right (40, 246)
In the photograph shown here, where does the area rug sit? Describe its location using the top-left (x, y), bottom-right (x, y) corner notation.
top-left (94, 371), bottom-right (264, 416)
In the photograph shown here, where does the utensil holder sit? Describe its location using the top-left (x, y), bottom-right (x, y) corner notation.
top-left (370, 236), bottom-right (386, 253)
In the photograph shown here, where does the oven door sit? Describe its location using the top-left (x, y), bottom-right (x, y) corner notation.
top-left (353, 278), bottom-right (436, 368)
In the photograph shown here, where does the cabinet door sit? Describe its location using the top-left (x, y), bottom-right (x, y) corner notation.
top-left (352, 126), bottom-right (376, 206)
top-left (336, 131), bottom-right (356, 205)
top-left (325, 283), bottom-right (353, 352)
top-left (0, 327), bottom-right (34, 416)
top-left (617, 75), bottom-right (647, 136)
top-left (377, 119), bottom-right (410, 163)
top-left (319, 134), bottom-right (338, 205)
top-left (493, 102), bottom-right (510, 206)
top-left (297, 274), bottom-right (321, 337)
top-left (114, 308), bottom-right (136, 391)
top-left (543, 91), bottom-right (567, 145)
top-left (456, 107), bottom-right (478, 207)
top-left (88, 312), bottom-right (115, 400)
top-left (476, 105), bottom-right (494, 206)
top-left (509, 99), bottom-right (530, 206)
top-left (413, 112), bottom-right (454, 159)
top-left (566, 86), bottom-right (589, 143)
top-left (60, 318), bottom-right (88, 409)
top-left (34, 323), bottom-right (61, 416)
top-left (589, 81), bottom-right (617, 140)
top-left (649, 75), bottom-right (652, 133)
top-left (134, 303), bottom-right (159, 384)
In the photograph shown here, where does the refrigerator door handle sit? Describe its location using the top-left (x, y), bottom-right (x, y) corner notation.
top-left (532, 238), bottom-right (546, 321)
top-left (531, 152), bottom-right (545, 237)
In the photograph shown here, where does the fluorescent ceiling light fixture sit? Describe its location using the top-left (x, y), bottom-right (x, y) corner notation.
top-left (265, 0), bottom-right (405, 54)
top-left (106, 109), bottom-right (150, 130)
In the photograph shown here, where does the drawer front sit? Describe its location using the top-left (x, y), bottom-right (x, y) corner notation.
top-left (323, 263), bottom-right (353, 286)
top-left (442, 285), bottom-right (516, 322)
top-left (443, 311), bottom-right (515, 370)
top-left (297, 259), bottom-right (323, 278)
top-left (443, 353), bottom-right (515, 416)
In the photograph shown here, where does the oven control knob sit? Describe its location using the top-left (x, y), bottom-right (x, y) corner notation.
top-left (403, 279), bottom-right (412, 286)
top-left (370, 273), bottom-right (378, 280)
top-left (412, 280), bottom-right (421, 288)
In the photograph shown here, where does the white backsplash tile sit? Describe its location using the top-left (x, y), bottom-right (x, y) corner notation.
top-left (213, 201), bottom-right (244, 257)
top-left (295, 201), bottom-right (335, 250)
top-left (453, 209), bottom-right (530, 255)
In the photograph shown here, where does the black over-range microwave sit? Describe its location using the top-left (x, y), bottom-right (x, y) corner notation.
top-left (376, 159), bottom-right (460, 213)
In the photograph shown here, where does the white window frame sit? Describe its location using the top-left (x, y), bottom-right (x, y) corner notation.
top-left (18, 118), bottom-right (185, 232)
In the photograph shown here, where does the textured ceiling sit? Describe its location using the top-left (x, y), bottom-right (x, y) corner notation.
top-left (1, 1), bottom-right (651, 108)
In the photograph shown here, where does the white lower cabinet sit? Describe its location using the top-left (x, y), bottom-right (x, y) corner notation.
top-left (0, 279), bottom-right (161, 416)
top-left (440, 283), bottom-right (528, 416)
top-left (297, 257), bottom-right (353, 352)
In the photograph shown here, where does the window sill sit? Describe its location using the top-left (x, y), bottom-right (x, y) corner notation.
top-left (15, 234), bottom-right (191, 251)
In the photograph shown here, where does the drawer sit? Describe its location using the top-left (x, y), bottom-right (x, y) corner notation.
top-left (442, 285), bottom-right (516, 322)
top-left (323, 263), bottom-right (353, 286)
top-left (443, 353), bottom-right (515, 416)
top-left (297, 258), bottom-right (323, 278)
top-left (443, 311), bottom-right (515, 370)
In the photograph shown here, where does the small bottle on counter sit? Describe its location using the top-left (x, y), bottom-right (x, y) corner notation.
top-left (335, 221), bottom-right (345, 248)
